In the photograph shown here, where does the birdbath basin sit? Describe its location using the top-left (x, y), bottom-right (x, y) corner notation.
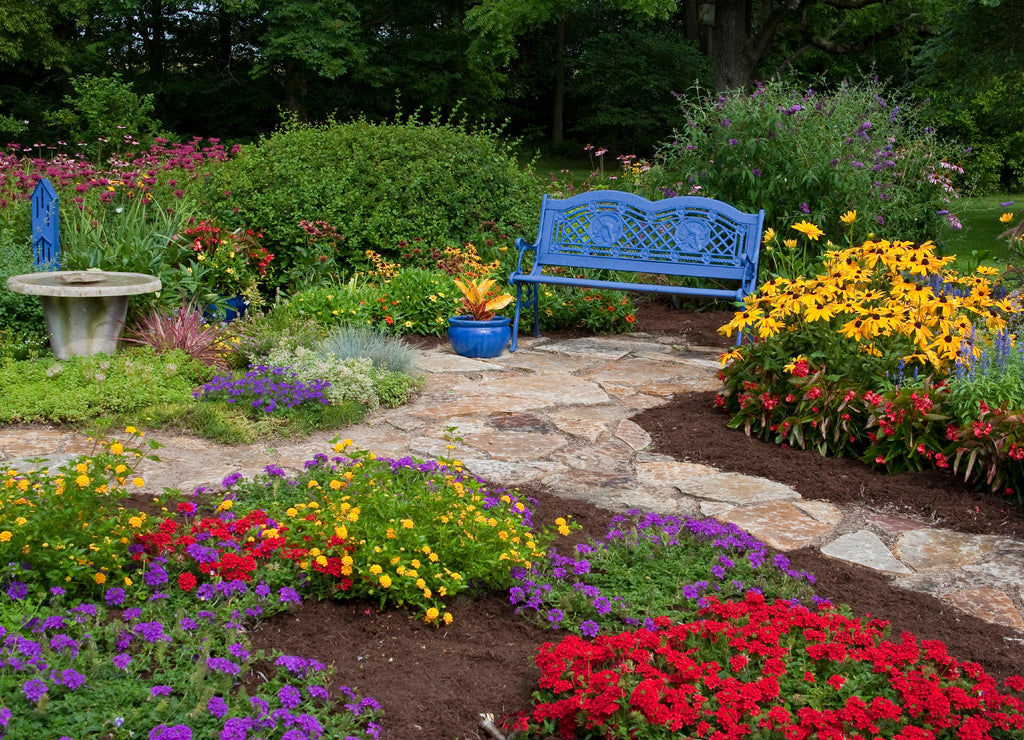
top-left (6, 270), bottom-right (161, 359)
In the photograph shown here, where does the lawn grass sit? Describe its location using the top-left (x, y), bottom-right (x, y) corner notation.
top-left (943, 193), bottom-right (1023, 265)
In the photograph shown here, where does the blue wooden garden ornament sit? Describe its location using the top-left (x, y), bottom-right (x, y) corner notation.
top-left (31, 178), bottom-right (60, 270)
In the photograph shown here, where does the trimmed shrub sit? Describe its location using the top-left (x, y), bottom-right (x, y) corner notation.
top-left (197, 115), bottom-right (541, 292)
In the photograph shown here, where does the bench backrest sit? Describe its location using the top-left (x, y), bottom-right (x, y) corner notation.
top-left (530, 190), bottom-right (764, 294)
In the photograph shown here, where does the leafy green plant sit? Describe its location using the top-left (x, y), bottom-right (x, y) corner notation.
top-left (511, 509), bottom-right (816, 638)
top-left (218, 440), bottom-right (566, 622)
top-left (534, 284), bottom-right (638, 333)
top-left (0, 231), bottom-right (46, 354)
top-left (648, 76), bottom-right (966, 249)
top-left (372, 268), bottom-right (462, 335)
top-left (270, 280), bottom-right (378, 331)
top-left (0, 428), bottom-right (160, 596)
top-left (0, 348), bottom-right (209, 425)
top-left (44, 73), bottom-right (162, 160)
top-left (223, 310), bottom-right (328, 369)
top-left (195, 114), bottom-right (540, 292)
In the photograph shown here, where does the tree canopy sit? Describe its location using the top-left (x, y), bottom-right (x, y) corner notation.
top-left (0, 0), bottom-right (1019, 188)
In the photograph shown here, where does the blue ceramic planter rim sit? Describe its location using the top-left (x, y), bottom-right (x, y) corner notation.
top-left (448, 315), bottom-right (511, 326)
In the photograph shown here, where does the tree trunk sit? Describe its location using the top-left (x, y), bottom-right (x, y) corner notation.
top-left (144, 0), bottom-right (166, 75)
top-left (216, 6), bottom-right (233, 74)
top-left (284, 60), bottom-right (310, 121)
top-left (712, 0), bottom-right (757, 92)
top-left (551, 19), bottom-right (565, 148)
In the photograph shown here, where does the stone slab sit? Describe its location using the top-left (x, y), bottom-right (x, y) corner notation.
top-left (494, 350), bottom-right (593, 374)
top-left (793, 500), bottom-right (845, 526)
top-left (866, 512), bottom-right (933, 536)
top-left (615, 419), bottom-right (651, 451)
top-left (820, 530), bottom-right (912, 573)
top-left (718, 501), bottom-right (836, 551)
top-left (463, 430), bottom-right (568, 462)
top-left (409, 374), bottom-right (609, 418)
top-left (458, 458), bottom-right (566, 486)
top-left (538, 338), bottom-right (637, 361)
top-left (894, 529), bottom-right (1002, 571)
top-left (414, 351), bottom-right (508, 373)
top-left (548, 407), bottom-right (625, 442)
top-left (943, 588), bottom-right (1024, 631)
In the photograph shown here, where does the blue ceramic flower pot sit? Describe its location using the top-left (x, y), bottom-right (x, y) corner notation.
top-left (448, 315), bottom-right (511, 358)
top-left (205, 295), bottom-right (247, 323)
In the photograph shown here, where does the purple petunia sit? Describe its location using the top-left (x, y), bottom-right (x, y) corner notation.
top-left (145, 563), bottom-right (169, 588)
top-left (49, 634), bottom-right (79, 656)
top-left (222, 472), bottom-right (244, 488)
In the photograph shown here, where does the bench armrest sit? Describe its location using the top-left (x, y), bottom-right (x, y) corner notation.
top-left (512, 236), bottom-right (537, 276)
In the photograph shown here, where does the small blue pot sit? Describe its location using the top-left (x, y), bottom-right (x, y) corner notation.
top-left (448, 315), bottom-right (511, 358)
top-left (206, 295), bottom-right (248, 323)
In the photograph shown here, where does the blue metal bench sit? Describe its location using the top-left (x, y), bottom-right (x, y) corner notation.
top-left (509, 190), bottom-right (765, 351)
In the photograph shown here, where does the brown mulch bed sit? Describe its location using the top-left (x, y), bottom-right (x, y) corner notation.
top-left (250, 298), bottom-right (1024, 740)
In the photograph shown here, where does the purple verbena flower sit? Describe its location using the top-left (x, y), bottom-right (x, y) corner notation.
top-left (22, 679), bottom-right (48, 702)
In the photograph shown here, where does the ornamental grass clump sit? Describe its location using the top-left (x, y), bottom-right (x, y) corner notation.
top-left (518, 591), bottom-right (1024, 740)
top-left (122, 297), bottom-right (230, 370)
top-left (511, 509), bottom-right (817, 638)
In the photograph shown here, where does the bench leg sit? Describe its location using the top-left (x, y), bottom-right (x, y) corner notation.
top-left (510, 283), bottom-right (539, 352)
top-left (511, 284), bottom-right (524, 352)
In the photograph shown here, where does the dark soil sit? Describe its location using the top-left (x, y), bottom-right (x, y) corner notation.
top-left (250, 298), bottom-right (1024, 740)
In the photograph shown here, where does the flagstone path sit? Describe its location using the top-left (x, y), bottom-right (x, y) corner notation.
top-left (2, 334), bottom-right (1022, 634)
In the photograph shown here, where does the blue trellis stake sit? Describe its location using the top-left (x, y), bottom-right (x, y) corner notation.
top-left (31, 178), bottom-right (60, 271)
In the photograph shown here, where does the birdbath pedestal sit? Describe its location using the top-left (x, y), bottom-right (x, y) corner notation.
top-left (6, 270), bottom-right (162, 360)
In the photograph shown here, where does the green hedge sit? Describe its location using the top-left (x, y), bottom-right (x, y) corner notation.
top-left (198, 115), bottom-right (541, 292)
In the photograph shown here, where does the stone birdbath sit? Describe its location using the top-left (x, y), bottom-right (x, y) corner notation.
top-left (6, 270), bottom-right (161, 360)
